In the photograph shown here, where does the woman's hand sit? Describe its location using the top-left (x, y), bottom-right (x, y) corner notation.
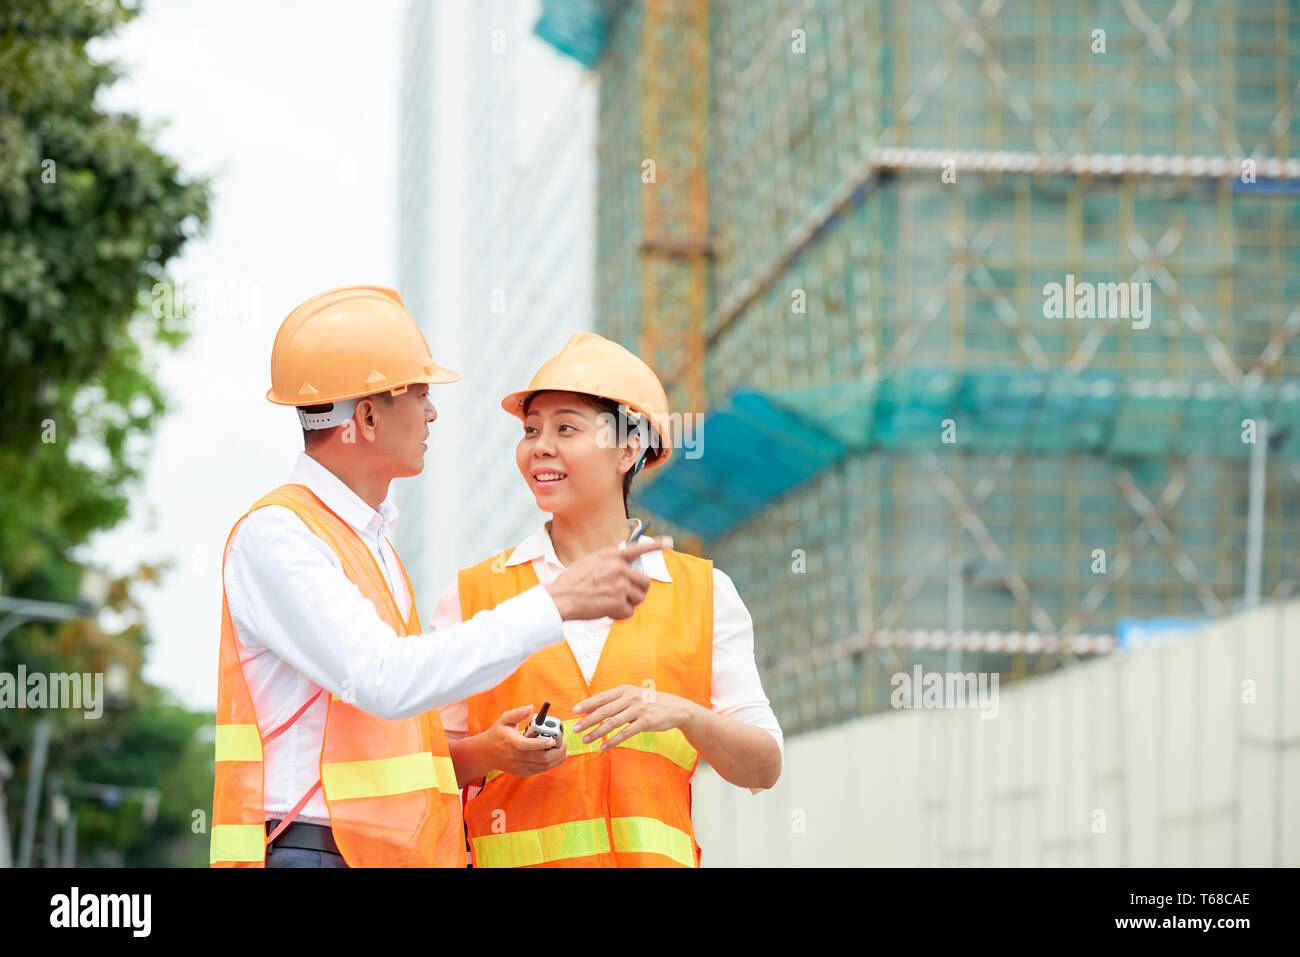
top-left (487, 705), bottom-right (568, 776)
top-left (571, 685), bottom-right (700, 750)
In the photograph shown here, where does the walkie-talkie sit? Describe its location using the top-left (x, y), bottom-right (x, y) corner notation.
top-left (524, 700), bottom-right (563, 741)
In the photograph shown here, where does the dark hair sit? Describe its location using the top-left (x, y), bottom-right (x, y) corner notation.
top-left (522, 390), bottom-right (663, 517)
top-left (300, 391), bottom-right (394, 447)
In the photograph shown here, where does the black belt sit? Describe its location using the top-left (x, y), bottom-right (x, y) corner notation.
top-left (266, 820), bottom-right (340, 856)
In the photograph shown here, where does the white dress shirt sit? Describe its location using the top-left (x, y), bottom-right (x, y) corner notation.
top-left (222, 452), bottom-right (565, 826)
top-left (435, 519), bottom-right (784, 796)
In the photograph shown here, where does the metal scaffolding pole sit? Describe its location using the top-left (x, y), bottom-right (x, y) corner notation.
top-left (1245, 418), bottom-right (1268, 608)
top-left (946, 555), bottom-right (964, 675)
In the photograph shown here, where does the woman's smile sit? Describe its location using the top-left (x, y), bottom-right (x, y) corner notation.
top-left (532, 467), bottom-right (568, 488)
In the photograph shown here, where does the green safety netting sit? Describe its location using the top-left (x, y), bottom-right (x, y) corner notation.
top-left (533, 0), bottom-right (629, 69)
top-left (638, 368), bottom-right (1300, 540)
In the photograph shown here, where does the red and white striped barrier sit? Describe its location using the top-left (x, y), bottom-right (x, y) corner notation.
top-left (768, 628), bottom-right (1117, 679)
top-left (867, 628), bottom-right (1117, 655)
top-left (869, 147), bottom-right (1300, 181)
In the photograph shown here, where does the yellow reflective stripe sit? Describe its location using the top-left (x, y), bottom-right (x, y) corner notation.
top-left (433, 754), bottom-right (457, 796)
top-left (471, 818), bottom-right (610, 868)
top-left (610, 816), bottom-right (696, 867)
top-left (323, 751), bottom-right (449, 801)
top-left (615, 728), bottom-right (696, 771)
top-left (214, 723), bottom-right (263, 762)
top-left (559, 722), bottom-right (698, 769)
top-left (209, 824), bottom-right (265, 863)
top-left (567, 724), bottom-right (696, 770)
top-left (479, 725), bottom-right (696, 787)
top-left (319, 696), bottom-right (455, 792)
top-left (562, 721), bottom-right (606, 757)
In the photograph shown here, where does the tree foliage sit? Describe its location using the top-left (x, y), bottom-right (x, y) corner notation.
top-left (0, 0), bottom-right (214, 866)
top-left (1, 0), bottom-right (208, 578)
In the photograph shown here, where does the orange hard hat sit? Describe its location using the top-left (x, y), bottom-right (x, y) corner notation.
top-left (502, 332), bottom-right (673, 471)
top-left (267, 285), bottom-right (459, 409)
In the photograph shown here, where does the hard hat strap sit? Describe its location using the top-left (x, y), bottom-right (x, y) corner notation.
top-left (630, 446), bottom-right (650, 477)
top-left (297, 398), bottom-right (358, 431)
top-left (627, 411), bottom-right (655, 476)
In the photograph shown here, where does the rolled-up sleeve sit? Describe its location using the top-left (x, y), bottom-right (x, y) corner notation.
top-left (224, 506), bottom-right (563, 721)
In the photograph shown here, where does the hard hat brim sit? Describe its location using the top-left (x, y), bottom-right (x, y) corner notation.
top-left (500, 388), bottom-right (533, 419)
top-left (268, 365), bottom-right (461, 406)
top-left (500, 386), bottom-right (673, 471)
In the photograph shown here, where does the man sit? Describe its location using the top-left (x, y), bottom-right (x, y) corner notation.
top-left (211, 285), bottom-right (665, 867)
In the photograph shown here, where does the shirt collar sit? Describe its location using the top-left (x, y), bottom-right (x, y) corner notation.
top-left (505, 519), bottom-right (672, 583)
top-left (288, 451), bottom-right (398, 540)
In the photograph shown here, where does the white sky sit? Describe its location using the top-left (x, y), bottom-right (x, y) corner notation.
top-left (81, 0), bottom-right (572, 712)
top-left (84, 0), bottom-right (409, 710)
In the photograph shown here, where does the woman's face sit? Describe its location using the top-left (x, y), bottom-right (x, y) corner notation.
top-left (516, 390), bottom-right (638, 515)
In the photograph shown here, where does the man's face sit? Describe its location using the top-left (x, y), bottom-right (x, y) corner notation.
top-left (364, 383), bottom-right (435, 478)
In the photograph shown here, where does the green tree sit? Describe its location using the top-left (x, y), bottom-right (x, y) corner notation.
top-left (0, 0), bottom-right (208, 577)
top-left (1, 562), bottom-right (216, 867)
top-left (0, 0), bottom-right (213, 865)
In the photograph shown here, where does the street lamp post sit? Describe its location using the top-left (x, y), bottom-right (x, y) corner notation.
top-left (15, 718), bottom-right (51, 869)
top-left (0, 750), bottom-right (12, 868)
top-left (0, 567), bottom-right (110, 868)
top-left (50, 780), bottom-right (160, 867)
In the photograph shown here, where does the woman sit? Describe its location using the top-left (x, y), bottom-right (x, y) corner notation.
top-left (434, 332), bottom-right (783, 867)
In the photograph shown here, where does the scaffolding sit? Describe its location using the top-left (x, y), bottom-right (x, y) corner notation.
top-left (540, 0), bottom-right (1300, 735)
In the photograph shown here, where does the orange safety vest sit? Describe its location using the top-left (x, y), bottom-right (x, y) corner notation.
top-left (210, 483), bottom-right (464, 867)
top-left (458, 547), bottom-right (713, 867)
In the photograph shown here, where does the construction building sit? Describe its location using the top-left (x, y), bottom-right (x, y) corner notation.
top-left (533, 0), bottom-right (1300, 736)
top-left (395, 0), bottom-right (598, 607)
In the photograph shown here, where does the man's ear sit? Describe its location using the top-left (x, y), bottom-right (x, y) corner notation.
top-left (355, 397), bottom-right (381, 439)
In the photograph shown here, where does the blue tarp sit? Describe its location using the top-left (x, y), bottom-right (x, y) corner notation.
top-left (638, 368), bottom-right (1300, 540)
top-left (637, 391), bottom-right (848, 540)
top-left (533, 0), bottom-right (629, 69)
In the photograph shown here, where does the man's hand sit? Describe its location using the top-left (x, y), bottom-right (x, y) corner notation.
top-left (484, 705), bottom-right (568, 777)
top-left (544, 537), bottom-right (671, 621)
top-left (570, 685), bottom-right (700, 750)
